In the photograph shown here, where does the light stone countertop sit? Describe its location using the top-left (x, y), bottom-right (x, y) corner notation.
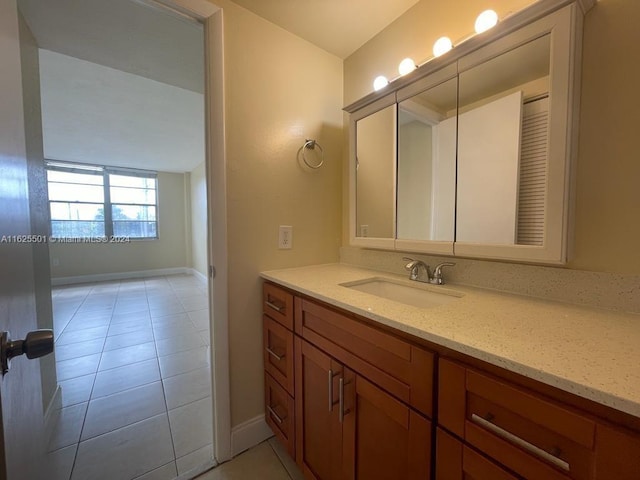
top-left (260, 263), bottom-right (640, 419)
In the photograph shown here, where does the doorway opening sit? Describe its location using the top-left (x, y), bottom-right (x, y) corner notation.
top-left (16, 0), bottom-right (225, 477)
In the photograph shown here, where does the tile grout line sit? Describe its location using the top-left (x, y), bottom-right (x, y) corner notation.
top-left (148, 276), bottom-right (180, 477)
top-left (65, 280), bottom-right (120, 480)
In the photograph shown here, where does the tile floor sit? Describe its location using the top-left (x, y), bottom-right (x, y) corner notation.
top-left (194, 438), bottom-right (302, 480)
top-left (47, 274), bottom-right (213, 480)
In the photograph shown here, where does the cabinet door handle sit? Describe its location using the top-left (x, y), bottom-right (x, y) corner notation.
top-left (339, 377), bottom-right (351, 423)
top-left (471, 414), bottom-right (570, 472)
top-left (266, 347), bottom-right (283, 361)
top-left (267, 405), bottom-right (285, 424)
top-left (266, 300), bottom-right (284, 313)
top-left (328, 369), bottom-right (334, 412)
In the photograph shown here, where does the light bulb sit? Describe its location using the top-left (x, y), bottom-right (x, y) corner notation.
top-left (398, 58), bottom-right (416, 76)
top-left (475, 10), bottom-right (498, 34)
top-left (433, 37), bottom-right (453, 57)
top-left (373, 75), bottom-right (389, 91)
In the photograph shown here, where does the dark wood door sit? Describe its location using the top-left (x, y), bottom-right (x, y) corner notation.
top-left (295, 338), bottom-right (344, 480)
top-left (0, 1), bottom-right (48, 478)
top-left (343, 374), bottom-right (432, 480)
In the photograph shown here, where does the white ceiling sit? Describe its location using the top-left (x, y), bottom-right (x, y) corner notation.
top-left (39, 50), bottom-right (205, 173)
top-left (229, 0), bottom-right (421, 59)
top-left (18, 0), bottom-right (204, 93)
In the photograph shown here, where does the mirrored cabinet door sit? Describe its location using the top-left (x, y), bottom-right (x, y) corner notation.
top-left (456, 33), bottom-right (550, 247)
top-left (350, 93), bottom-right (396, 248)
top-left (396, 74), bottom-right (457, 254)
top-left (454, 3), bottom-right (577, 264)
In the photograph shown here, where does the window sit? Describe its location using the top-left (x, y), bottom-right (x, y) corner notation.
top-left (46, 161), bottom-right (158, 239)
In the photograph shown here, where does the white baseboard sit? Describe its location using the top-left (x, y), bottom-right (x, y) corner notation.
top-left (51, 267), bottom-right (191, 286)
top-left (231, 414), bottom-right (273, 456)
top-left (44, 385), bottom-right (62, 440)
top-left (190, 268), bottom-right (208, 285)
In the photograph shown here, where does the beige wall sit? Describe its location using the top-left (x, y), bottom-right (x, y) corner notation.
top-left (50, 171), bottom-right (189, 278)
top-left (343, 0), bottom-right (640, 274)
top-left (343, 0), bottom-right (534, 106)
top-left (190, 162), bottom-right (208, 277)
top-left (570, 0), bottom-right (640, 273)
top-left (211, 0), bottom-right (343, 427)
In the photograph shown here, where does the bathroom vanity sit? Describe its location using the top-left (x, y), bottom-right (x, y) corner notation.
top-left (261, 264), bottom-right (640, 479)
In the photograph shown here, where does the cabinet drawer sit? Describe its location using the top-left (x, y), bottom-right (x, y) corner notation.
top-left (296, 297), bottom-right (434, 417)
top-left (439, 359), bottom-right (596, 480)
top-left (265, 372), bottom-right (295, 458)
top-left (436, 427), bottom-right (519, 480)
top-left (263, 315), bottom-right (294, 395)
top-left (263, 282), bottom-right (294, 330)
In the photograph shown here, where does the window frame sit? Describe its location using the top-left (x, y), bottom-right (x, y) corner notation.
top-left (46, 160), bottom-right (159, 240)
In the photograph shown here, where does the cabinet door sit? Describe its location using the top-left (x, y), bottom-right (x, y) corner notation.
top-left (295, 338), bottom-right (344, 480)
top-left (343, 374), bottom-right (432, 480)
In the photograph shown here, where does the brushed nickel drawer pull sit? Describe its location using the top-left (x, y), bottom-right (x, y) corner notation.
top-left (339, 377), bottom-right (351, 423)
top-left (266, 300), bottom-right (284, 313)
top-left (328, 369), bottom-right (334, 412)
top-left (471, 414), bottom-right (570, 472)
top-left (266, 347), bottom-right (284, 361)
top-left (268, 405), bottom-right (285, 424)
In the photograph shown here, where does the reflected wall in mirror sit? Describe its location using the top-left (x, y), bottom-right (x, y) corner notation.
top-left (456, 34), bottom-right (551, 246)
top-left (355, 104), bottom-right (396, 239)
top-left (397, 77), bottom-right (457, 242)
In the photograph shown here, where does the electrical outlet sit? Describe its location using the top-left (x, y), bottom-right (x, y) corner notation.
top-left (360, 225), bottom-right (369, 237)
top-left (279, 225), bottom-right (293, 249)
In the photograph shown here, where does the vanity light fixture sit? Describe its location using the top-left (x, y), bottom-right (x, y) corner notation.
top-left (475, 9), bottom-right (499, 33)
top-left (373, 75), bottom-right (389, 91)
top-left (398, 58), bottom-right (417, 76)
top-left (433, 36), bottom-right (453, 57)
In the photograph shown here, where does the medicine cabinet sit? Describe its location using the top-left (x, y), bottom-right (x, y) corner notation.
top-left (346, 1), bottom-right (592, 264)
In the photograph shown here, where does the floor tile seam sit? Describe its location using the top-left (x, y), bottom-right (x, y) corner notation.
top-left (96, 348), bottom-right (158, 373)
top-left (67, 342), bottom-right (102, 479)
top-left (76, 410), bottom-right (172, 456)
top-left (130, 461), bottom-right (177, 480)
top-left (155, 343), bottom-right (208, 359)
top-left (55, 293), bottom-right (89, 338)
top-left (165, 391), bottom-right (213, 415)
top-left (78, 383), bottom-right (167, 443)
top-left (55, 336), bottom-right (106, 363)
top-left (267, 441), bottom-right (295, 480)
top-left (158, 356), bottom-right (211, 380)
top-left (147, 282), bottom-right (180, 466)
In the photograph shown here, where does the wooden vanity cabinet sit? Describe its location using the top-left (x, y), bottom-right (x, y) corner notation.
top-left (291, 295), bottom-right (434, 480)
top-left (262, 281), bottom-right (640, 479)
top-left (263, 283), bottom-right (296, 458)
top-left (437, 358), bottom-right (640, 480)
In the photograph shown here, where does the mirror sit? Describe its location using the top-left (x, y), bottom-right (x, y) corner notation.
top-left (456, 34), bottom-right (551, 246)
top-left (355, 103), bottom-right (396, 239)
top-left (397, 76), bottom-right (457, 243)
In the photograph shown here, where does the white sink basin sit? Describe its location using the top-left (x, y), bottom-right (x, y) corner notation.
top-left (340, 277), bottom-right (463, 309)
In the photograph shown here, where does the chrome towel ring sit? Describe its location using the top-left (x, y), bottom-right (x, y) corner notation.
top-left (301, 139), bottom-right (324, 169)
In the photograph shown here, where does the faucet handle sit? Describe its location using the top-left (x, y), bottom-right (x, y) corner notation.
top-left (432, 262), bottom-right (455, 285)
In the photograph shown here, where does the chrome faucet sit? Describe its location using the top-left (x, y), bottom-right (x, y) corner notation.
top-left (403, 257), bottom-right (431, 282)
top-left (403, 257), bottom-right (455, 285)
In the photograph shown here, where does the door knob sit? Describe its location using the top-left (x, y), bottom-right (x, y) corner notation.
top-left (0, 330), bottom-right (54, 375)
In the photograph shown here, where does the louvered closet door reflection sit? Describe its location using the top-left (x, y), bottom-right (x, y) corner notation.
top-left (517, 96), bottom-right (549, 246)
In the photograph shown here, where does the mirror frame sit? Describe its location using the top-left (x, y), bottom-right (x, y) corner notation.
top-left (346, 0), bottom-right (593, 265)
